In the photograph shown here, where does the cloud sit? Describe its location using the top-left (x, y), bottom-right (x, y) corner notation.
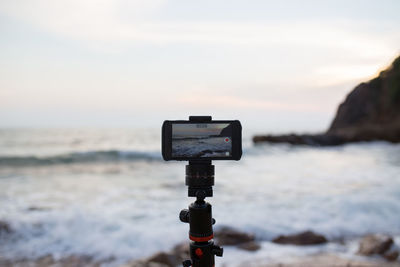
top-left (176, 92), bottom-right (327, 112)
top-left (1, 0), bottom-right (399, 128)
top-left (0, 0), bottom-right (398, 58)
top-left (0, 0), bottom-right (166, 42)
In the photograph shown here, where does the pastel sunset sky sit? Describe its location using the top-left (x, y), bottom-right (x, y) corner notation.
top-left (1, 0), bottom-right (399, 132)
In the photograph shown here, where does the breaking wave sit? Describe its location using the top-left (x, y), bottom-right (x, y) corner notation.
top-left (0, 150), bottom-right (162, 166)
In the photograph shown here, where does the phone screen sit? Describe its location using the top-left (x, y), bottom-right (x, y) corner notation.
top-left (172, 123), bottom-right (232, 158)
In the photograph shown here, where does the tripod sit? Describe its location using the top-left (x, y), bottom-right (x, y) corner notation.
top-left (179, 160), bottom-right (223, 267)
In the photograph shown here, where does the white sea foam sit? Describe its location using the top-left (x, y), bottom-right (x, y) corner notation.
top-left (0, 129), bottom-right (399, 265)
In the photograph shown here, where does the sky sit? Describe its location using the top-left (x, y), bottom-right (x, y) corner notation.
top-left (173, 123), bottom-right (228, 137)
top-left (0, 0), bottom-right (399, 133)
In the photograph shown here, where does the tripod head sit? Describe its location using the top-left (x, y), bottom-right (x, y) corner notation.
top-left (181, 160), bottom-right (216, 240)
top-left (186, 160), bottom-right (214, 198)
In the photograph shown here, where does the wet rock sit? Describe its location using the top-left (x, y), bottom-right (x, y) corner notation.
top-left (0, 254), bottom-right (102, 267)
top-left (171, 242), bottom-right (190, 260)
top-left (27, 206), bottom-right (50, 211)
top-left (0, 220), bottom-right (12, 235)
top-left (254, 253), bottom-right (400, 267)
top-left (126, 249), bottom-right (184, 267)
top-left (126, 262), bottom-right (169, 267)
top-left (272, 231), bottom-right (327, 245)
top-left (59, 255), bottom-right (100, 267)
top-left (238, 241), bottom-right (261, 251)
top-left (214, 226), bottom-right (255, 246)
top-left (253, 134), bottom-right (345, 146)
top-left (147, 252), bottom-right (180, 267)
top-left (358, 234), bottom-right (394, 256)
top-left (36, 255), bottom-right (55, 265)
top-left (126, 228), bottom-right (261, 266)
top-left (383, 250), bottom-right (399, 261)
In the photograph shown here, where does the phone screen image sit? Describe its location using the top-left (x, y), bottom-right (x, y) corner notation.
top-left (172, 123), bottom-right (232, 158)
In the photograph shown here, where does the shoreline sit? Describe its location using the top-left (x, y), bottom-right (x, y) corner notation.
top-left (1, 252), bottom-right (399, 267)
top-left (2, 232), bottom-right (399, 267)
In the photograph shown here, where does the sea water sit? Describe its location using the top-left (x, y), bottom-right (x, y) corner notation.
top-left (0, 128), bottom-right (399, 266)
top-left (172, 136), bottom-right (231, 157)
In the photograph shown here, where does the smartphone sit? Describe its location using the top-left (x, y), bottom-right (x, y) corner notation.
top-left (162, 120), bottom-right (242, 161)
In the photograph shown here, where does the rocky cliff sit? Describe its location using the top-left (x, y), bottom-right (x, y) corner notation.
top-left (253, 55), bottom-right (400, 145)
top-left (327, 55), bottom-right (400, 142)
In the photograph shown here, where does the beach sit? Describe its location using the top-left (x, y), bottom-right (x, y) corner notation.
top-left (0, 128), bottom-right (399, 266)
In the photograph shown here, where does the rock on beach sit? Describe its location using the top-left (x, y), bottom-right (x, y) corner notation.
top-left (272, 231), bottom-right (328, 245)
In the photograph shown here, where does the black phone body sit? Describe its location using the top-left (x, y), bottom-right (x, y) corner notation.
top-left (162, 120), bottom-right (242, 161)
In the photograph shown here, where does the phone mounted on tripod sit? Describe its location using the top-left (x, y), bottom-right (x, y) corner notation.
top-left (162, 116), bottom-right (242, 267)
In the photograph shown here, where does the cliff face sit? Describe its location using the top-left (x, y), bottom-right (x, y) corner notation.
top-left (327, 55), bottom-right (400, 142)
top-left (253, 55), bottom-right (400, 145)
top-left (219, 124), bottom-right (233, 137)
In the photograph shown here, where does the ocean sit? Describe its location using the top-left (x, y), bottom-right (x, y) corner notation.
top-left (172, 136), bottom-right (231, 157)
top-left (0, 128), bottom-right (399, 266)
